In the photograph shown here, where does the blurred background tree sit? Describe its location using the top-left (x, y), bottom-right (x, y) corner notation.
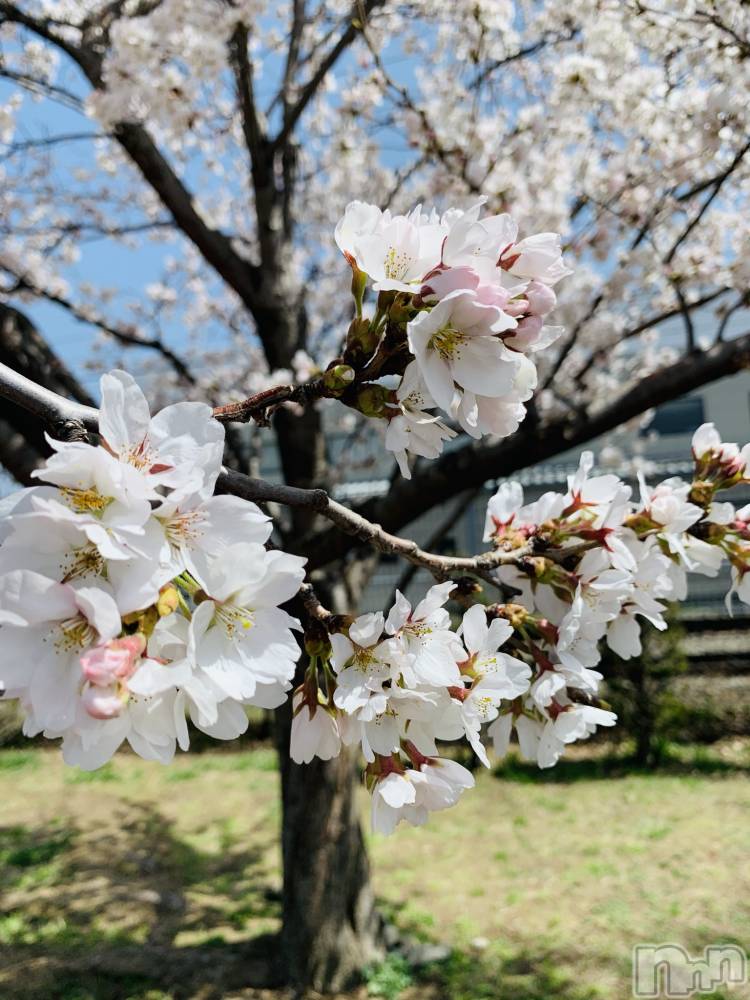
top-left (604, 608), bottom-right (689, 768)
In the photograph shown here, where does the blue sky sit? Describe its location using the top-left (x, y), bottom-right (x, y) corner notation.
top-left (0, 25), bottom-right (423, 399)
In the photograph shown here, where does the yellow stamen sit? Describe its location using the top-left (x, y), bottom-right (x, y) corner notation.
top-left (60, 487), bottom-right (113, 515)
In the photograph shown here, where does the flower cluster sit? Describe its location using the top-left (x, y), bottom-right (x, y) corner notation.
top-left (2, 362), bottom-right (748, 838)
top-left (290, 581), bottom-right (524, 834)
top-left (290, 422), bottom-right (750, 834)
top-left (0, 371), bottom-right (305, 769)
top-left (334, 199), bottom-right (569, 478)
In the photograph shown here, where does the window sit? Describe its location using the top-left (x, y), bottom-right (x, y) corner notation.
top-left (641, 396), bottom-right (705, 437)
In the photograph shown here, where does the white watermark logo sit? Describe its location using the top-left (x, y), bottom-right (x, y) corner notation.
top-left (633, 943), bottom-right (747, 998)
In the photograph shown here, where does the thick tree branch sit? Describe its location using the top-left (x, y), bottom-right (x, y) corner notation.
top-left (0, 307), bottom-right (98, 478)
top-left (386, 486), bottom-right (481, 607)
top-left (229, 24), bottom-right (268, 181)
top-left (106, 122), bottom-right (261, 307)
top-left (0, 360), bottom-right (99, 433)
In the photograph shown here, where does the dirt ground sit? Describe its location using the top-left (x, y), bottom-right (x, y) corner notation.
top-left (1, 740), bottom-right (749, 1000)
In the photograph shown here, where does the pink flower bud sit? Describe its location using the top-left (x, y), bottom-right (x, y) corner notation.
top-left (421, 266), bottom-right (480, 300)
top-left (82, 684), bottom-right (127, 720)
top-left (80, 635), bottom-right (145, 686)
top-left (504, 315), bottom-right (543, 352)
top-left (525, 280), bottom-right (557, 317)
top-left (474, 282), bottom-right (511, 311)
top-left (504, 297), bottom-right (529, 318)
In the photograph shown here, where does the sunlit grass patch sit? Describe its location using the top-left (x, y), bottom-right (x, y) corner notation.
top-left (414, 947), bottom-right (604, 1000)
top-left (0, 742), bottom-right (747, 999)
top-left (64, 762), bottom-right (119, 784)
top-left (0, 749), bottom-right (40, 772)
top-left (365, 954), bottom-right (413, 998)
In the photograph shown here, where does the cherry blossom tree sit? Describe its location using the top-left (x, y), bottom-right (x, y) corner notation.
top-left (0, 0), bottom-right (749, 991)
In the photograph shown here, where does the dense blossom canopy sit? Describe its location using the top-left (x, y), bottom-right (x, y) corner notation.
top-left (0, 1), bottom-right (747, 425)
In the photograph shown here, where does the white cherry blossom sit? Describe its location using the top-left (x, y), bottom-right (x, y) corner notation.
top-left (0, 571), bottom-right (120, 731)
top-left (384, 361), bottom-right (456, 479)
top-left (385, 581), bottom-right (464, 686)
top-left (290, 694), bottom-right (343, 765)
top-left (407, 288), bottom-right (520, 414)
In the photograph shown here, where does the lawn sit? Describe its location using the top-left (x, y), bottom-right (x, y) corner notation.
top-left (0, 741), bottom-right (748, 1000)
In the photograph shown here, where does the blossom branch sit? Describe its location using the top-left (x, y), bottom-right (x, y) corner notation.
top-left (212, 380), bottom-right (323, 424)
top-left (573, 288), bottom-right (730, 387)
top-left (304, 328), bottom-right (750, 570)
top-left (0, 2), bottom-right (264, 322)
top-left (222, 471), bottom-right (583, 591)
top-left (386, 487), bottom-right (481, 608)
top-left (1, 268), bottom-right (197, 386)
top-left (664, 135), bottom-right (750, 264)
top-left (469, 24), bottom-right (580, 88)
top-left (297, 581), bottom-right (336, 630)
top-left (0, 362), bottom-right (584, 588)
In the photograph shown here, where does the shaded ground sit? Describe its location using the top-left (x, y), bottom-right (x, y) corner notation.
top-left (0, 741), bottom-right (748, 999)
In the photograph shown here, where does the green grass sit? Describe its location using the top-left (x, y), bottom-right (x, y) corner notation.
top-left (0, 749), bottom-right (40, 772)
top-left (417, 949), bottom-right (602, 1000)
top-left (365, 955), bottom-right (413, 998)
top-left (0, 742), bottom-right (748, 999)
top-left (64, 761), bottom-right (119, 783)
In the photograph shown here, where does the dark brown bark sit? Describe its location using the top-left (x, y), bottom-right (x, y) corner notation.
top-left (250, 284), bottom-right (377, 988)
top-left (275, 689), bottom-right (382, 991)
top-left (0, 304), bottom-right (95, 482)
top-left (269, 382), bottom-right (378, 988)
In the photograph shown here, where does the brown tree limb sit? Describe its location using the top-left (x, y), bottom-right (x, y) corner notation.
top-left (573, 288), bottom-right (729, 387)
top-left (664, 136), bottom-right (750, 265)
top-left (386, 487), bottom-right (481, 607)
top-left (1, 269), bottom-right (197, 386)
top-left (0, 2), bottom-right (263, 325)
top-left (213, 380), bottom-right (324, 424)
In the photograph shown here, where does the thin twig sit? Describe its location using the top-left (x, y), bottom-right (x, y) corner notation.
top-left (212, 380), bottom-right (324, 423)
top-left (270, 0), bottom-right (386, 155)
top-left (386, 487), bottom-right (480, 607)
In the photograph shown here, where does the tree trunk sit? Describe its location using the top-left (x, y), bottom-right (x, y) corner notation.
top-left (273, 563), bottom-right (384, 992)
top-left (631, 659), bottom-right (655, 768)
top-left (249, 226), bottom-right (382, 989)
top-left (275, 709), bottom-right (383, 991)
